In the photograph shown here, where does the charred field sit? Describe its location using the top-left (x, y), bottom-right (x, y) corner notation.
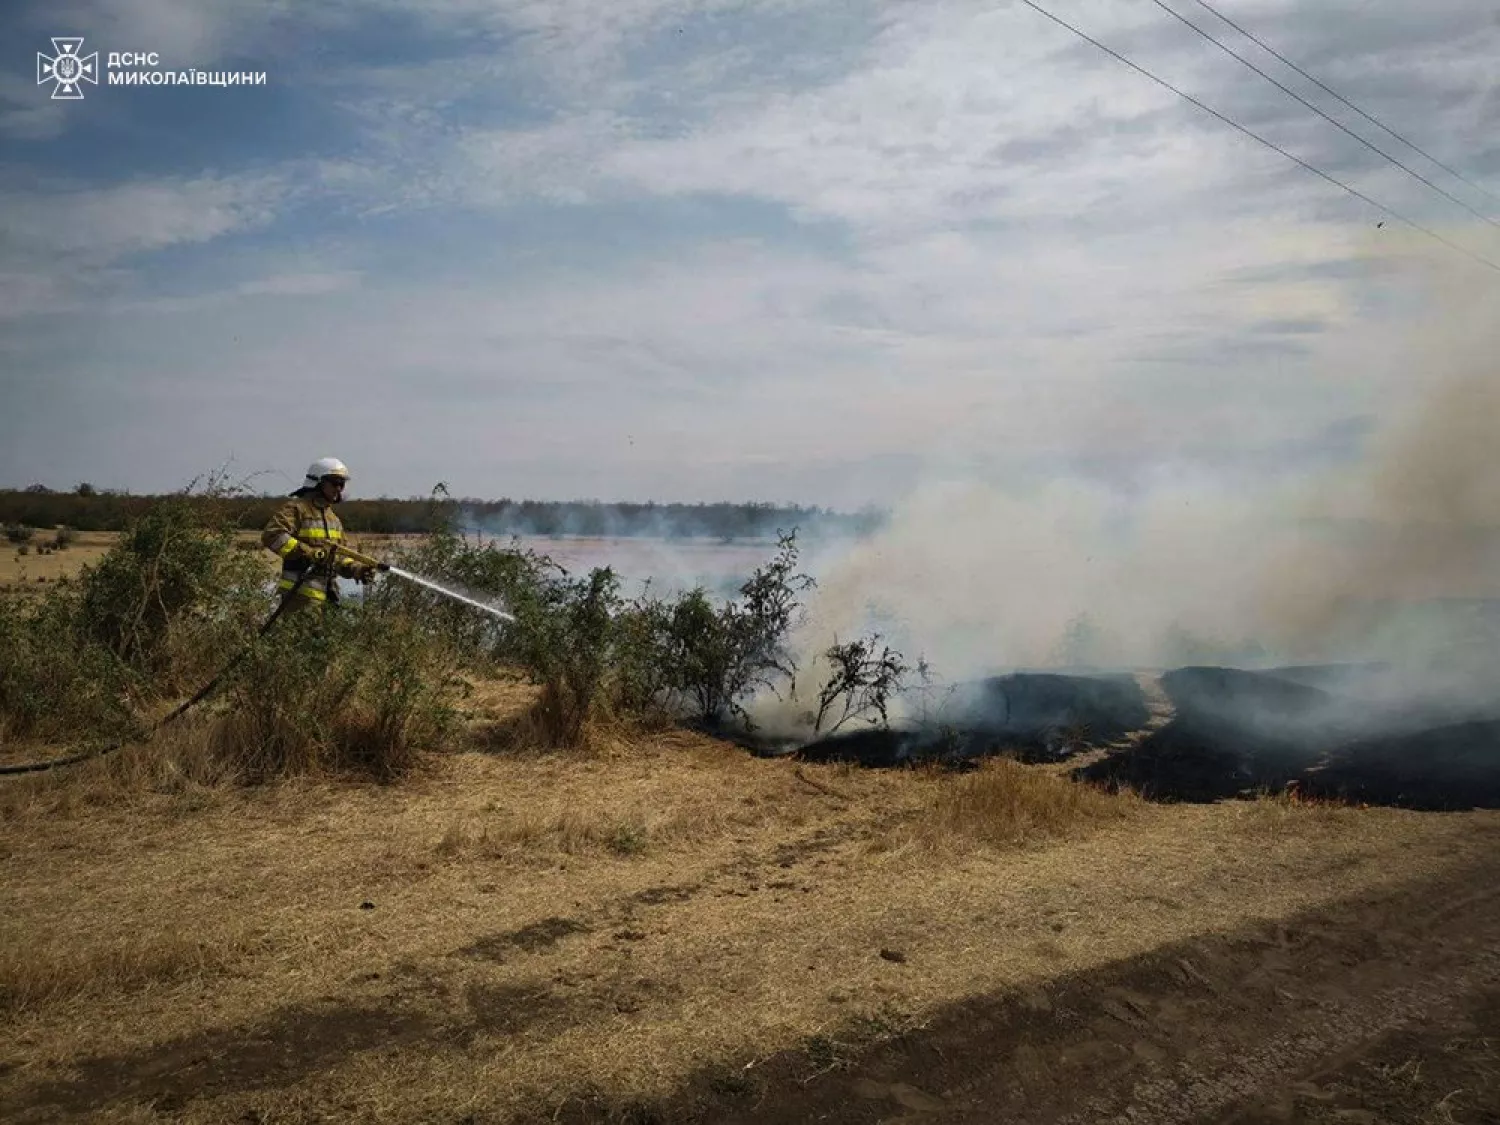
top-left (788, 660), bottom-right (1500, 812)
top-left (1075, 662), bottom-right (1500, 810)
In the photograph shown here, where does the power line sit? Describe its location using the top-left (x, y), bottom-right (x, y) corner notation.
top-left (1185, 0), bottom-right (1500, 213)
top-left (1148, 0), bottom-right (1499, 230)
top-left (1012, 0), bottom-right (1500, 274)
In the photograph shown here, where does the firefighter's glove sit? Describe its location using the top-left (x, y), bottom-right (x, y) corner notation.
top-left (354, 564), bottom-right (379, 585)
top-left (301, 545), bottom-right (333, 568)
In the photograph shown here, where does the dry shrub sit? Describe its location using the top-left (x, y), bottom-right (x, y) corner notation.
top-left (474, 687), bottom-right (670, 762)
top-left (468, 699), bottom-right (560, 759)
top-left (528, 678), bottom-right (591, 748)
top-left (906, 758), bottom-right (1138, 851)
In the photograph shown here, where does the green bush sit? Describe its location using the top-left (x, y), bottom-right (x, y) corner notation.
top-left (211, 602), bottom-right (462, 782)
top-left (650, 531), bottom-right (815, 729)
top-left (346, 610), bottom-right (464, 776)
top-left (0, 584), bottom-right (138, 743)
top-left (77, 496), bottom-right (265, 689)
top-left (507, 565), bottom-right (625, 745)
top-left (523, 529), bottom-right (830, 739)
top-left (457, 529), bottom-right (822, 742)
top-left (4, 524), bottom-right (33, 544)
top-left (378, 533), bottom-right (556, 669)
top-left (365, 516), bottom-right (641, 746)
top-left (0, 480), bottom-right (463, 782)
top-left (53, 526), bottom-right (77, 550)
top-left (612, 584), bottom-right (677, 719)
top-left (0, 489), bottom-right (266, 745)
top-left (363, 518), bottom-right (825, 743)
top-left (364, 488), bottom-right (560, 671)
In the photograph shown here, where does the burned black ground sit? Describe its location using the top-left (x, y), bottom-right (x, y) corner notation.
top-left (796, 672), bottom-right (1151, 768)
top-left (777, 663), bottom-right (1500, 811)
top-left (1077, 664), bottom-right (1500, 809)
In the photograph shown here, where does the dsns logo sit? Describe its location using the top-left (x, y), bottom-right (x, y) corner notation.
top-left (37, 37), bottom-right (99, 99)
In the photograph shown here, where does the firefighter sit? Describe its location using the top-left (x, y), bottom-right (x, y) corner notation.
top-left (261, 457), bottom-right (379, 615)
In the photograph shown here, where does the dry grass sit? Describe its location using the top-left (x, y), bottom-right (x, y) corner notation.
top-left (0, 720), bottom-right (239, 822)
top-left (0, 932), bottom-right (263, 1018)
top-left (900, 757), bottom-right (1141, 852)
top-left (0, 531), bottom-right (117, 590)
top-left (2, 674), bottom-right (1498, 1124)
top-left (465, 674), bottom-right (688, 764)
top-left (0, 697), bottom-right (441, 821)
top-left (437, 806), bottom-right (656, 858)
top-left (434, 739), bottom-right (812, 862)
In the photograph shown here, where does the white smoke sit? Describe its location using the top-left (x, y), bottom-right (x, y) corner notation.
top-left (762, 232), bottom-right (1500, 732)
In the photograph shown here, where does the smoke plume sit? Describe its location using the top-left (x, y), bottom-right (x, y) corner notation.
top-left (774, 239), bottom-right (1500, 727)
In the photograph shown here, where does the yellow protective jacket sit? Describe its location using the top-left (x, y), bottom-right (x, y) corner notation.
top-left (261, 494), bottom-right (362, 605)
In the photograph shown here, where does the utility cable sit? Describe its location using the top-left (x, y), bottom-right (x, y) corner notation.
top-left (1012, 0), bottom-right (1500, 274)
top-left (1185, 0), bottom-right (1500, 213)
top-left (1148, 0), bottom-right (1498, 229)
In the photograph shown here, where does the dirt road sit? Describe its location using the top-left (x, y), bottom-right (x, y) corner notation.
top-left (635, 857), bottom-right (1500, 1124)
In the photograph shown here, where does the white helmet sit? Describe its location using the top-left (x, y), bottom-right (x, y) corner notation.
top-left (297, 457), bottom-right (350, 493)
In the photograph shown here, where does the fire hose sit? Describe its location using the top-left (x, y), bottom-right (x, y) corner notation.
top-left (0, 544), bottom-right (387, 777)
top-left (313, 542), bottom-right (391, 580)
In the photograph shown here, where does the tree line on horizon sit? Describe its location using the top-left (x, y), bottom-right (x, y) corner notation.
top-left (0, 483), bottom-right (887, 540)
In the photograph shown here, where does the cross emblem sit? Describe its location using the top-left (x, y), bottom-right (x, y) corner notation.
top-left (37, 37), bottom-right (99, 100)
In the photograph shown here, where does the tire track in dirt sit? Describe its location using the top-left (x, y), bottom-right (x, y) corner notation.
top-left (614, 859), bottom-right (1500, 1124)
top-left (1065, 946), bottom-right (1500, 1123)
top-left (1214, 989), bottom-right (1500, 1124)
top-left (4, 1000), bottom-right (444, 1119)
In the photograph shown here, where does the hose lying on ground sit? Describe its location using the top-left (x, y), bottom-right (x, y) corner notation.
top-left (0, 570), bottom-right (314, 776)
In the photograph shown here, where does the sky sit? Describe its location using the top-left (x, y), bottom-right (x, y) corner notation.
top-left (1, 0), bottom-right (1498, 508)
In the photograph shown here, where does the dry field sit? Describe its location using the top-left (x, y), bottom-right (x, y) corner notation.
top-left (2, 531), bottom-right (124, 589)
top-left (0, 531), bottom-right (416, 592)
top-left (2, 676), bottom-right (1498, 1124)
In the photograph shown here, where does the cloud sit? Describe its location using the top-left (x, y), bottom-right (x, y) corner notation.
top-left (4, 218), bottom-right (1407, 506)
top-left (0, 174), bottom-right (288, 260)
top-left (326, 0), bottom-right (1498, 254)
top-left (0, 171), bottom-right (298, 319)
top-left (24, 0), bottom-right (297, 68)
top-left (591, 0), bottom-right (1495, 240)
top-left (235, 270), bottom-right (361, 297)
top-left (457, 113), bottom-right (635, 207)
top-left (0, 73), bottom-right (68, 140)
top-left (3, 0), bottom-right (1498, 513)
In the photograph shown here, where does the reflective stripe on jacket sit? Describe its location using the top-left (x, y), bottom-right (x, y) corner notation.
top-left (261, 494), bottom-right (360, 602)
